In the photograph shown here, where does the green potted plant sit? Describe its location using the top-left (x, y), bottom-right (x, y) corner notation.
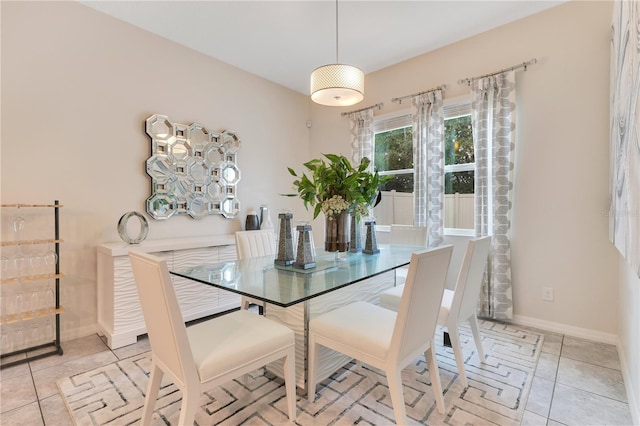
top-left (285, 154), bottom-right (389, 252)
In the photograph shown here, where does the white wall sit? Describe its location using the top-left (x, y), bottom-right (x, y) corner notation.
top-left (1, 1), bottom-right (311, 339)
top-left (310, 0), bottom-right (619, 338)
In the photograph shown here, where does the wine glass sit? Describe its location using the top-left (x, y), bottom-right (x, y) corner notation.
top-left (13, 322), bottom-right (24, 351)
top-left (1, 328), bottom-right (10, 353)
top-left (44, 279), bottom-right (54, 314)
top-left (3, 256), bottom-right (18, 280)
top-left (29, 320), bottom-right (40, 346)
top-left (44, 249), bottom-right (58, 277)
top-left (12, 215), bottom-right (25, 236)
top-left (1, 255), bottom-right (9, 280)
top-left (16, 254), bottom-right (29, 279)
top-left (0, 291), bottom-right (10, 323)
top-left (14, 285), bottom-right (24, 316)
top-left (30, 284), bottom-right (41, 313)
top-left (43, 317), bottom-right (53, 341)
top-left (29, 254), bottom-right (44, 278)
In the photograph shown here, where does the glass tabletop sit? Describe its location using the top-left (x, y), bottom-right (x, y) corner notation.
top-left (170, 244), bottom-right (423, 307)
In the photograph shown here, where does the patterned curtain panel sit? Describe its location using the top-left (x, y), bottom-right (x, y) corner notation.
top-left (349, 109), bottom-right (374, 171)
top-left (470, 71), bottom-right (516, 320)
top-left (411, 90), bottom-right (444, 247)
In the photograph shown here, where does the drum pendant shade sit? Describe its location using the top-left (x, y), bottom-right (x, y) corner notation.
top-left (310, 0), bottom-right (364, 107)
top-left (311, 64), bottom-right (364, 107)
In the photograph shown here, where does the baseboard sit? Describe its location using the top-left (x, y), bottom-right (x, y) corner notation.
top-left (616, 338), bottom-right (640, 426)
top-left (511, 314), bottom-right (618, 345)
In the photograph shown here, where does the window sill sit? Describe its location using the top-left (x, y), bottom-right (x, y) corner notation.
top-left (444, 228), bottom-right (475, 237)
top-left (375, 225), bottom-right (474, 237)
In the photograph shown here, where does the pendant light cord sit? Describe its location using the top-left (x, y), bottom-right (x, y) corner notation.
top-left (335, 0), bottom-right (339, 63)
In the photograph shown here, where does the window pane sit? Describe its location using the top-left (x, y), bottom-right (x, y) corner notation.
top-left (445, 170), bottom-right (474, 194)
top-left (444, 115), bottom-right (474, 166)
top-left (380, 173), bottom-right (413, 193)
top-left (374, 127), bottom-right (413, 172)
top-left (444, 191), bottom-right (475, 229)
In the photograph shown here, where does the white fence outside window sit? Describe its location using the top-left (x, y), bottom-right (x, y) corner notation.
top-left (373, 190), bottom-right (474, 229)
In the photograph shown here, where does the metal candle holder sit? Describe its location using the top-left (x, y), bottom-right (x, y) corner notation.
top-left (275, 213), bottom-right (295, 266)
top-left (363, 220), bottom-right (380, 254)
top-left (349, 214), bottom-right (362, 253)
top-left (294, 224), bottom-right (316, 269)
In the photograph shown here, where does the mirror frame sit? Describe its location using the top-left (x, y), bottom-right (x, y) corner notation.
top-left (144, 114), bottom-right (241, 220)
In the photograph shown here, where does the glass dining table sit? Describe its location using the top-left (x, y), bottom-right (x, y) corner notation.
top-left (170, 243), bottom-right (422, 390)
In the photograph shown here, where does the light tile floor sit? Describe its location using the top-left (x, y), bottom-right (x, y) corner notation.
top-left (0, 327), bottom-right (634, 425)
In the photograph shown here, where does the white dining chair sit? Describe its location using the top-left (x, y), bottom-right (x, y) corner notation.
top-left (235, 229), bottom-right (276, 314)
top-left (379, 236), bottom-right (492, 388)
top-left (307, 245), bottom-right (453, 424)
top-left (389, 224), bottom-right (427, 285)
top-left (129, 251), bottom-right (296, 425)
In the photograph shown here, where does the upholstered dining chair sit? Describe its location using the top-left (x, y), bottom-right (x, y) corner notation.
top-left (389, 224), bottom-right (427, 285)
top-left (390, 224), bottom-right (428, 246)
top-left (235, 229), bottom-right (277, 314)
top-left (307, 245), bottom-right (453, 424)
top-left (379, 236), bottom-right (492, 388)
top-left (129, 251), bottom-right (296, 425)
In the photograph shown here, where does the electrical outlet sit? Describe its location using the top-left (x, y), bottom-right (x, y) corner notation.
top-left (543, 287), bottom-right (554, 302)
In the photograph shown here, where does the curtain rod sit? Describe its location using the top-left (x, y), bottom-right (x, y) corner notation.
top-left (341, 102), bottom-right (383, 117)
top-left (391, 84), bottom-right (448, 104)
top-left (457, 58), bottom-right (537, 86)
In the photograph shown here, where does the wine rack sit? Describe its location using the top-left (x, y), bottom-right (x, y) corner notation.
top-left (0, 201), bottom-right (64, 368)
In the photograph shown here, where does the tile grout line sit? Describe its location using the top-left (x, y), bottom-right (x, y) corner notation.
top-left (544, 333), bottom-right (564, 426)
top-left (27, 360), bottom-right (46, 425)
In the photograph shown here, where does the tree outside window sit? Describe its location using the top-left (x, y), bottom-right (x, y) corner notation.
top-left (374, 126), bottom-right (413, 192)
top-left (444, 115), bottom-right (474, 195)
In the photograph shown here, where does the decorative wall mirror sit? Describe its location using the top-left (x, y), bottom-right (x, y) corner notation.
top-left (145, 114), bottom-right (241, 220)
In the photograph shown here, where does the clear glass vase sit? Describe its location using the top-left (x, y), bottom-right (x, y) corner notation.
top-left (324, 211), bottom-right (351, 252)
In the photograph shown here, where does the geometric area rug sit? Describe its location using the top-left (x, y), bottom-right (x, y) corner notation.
top-left (58, 320), bottom-right (543, 425)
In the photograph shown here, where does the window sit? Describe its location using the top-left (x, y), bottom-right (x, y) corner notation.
top-left (372, 98), bottom-right (475, 230)
top-left (443, 101), bottom-right (474, 230)
top-left (373, 113), bottom-right (413, 192)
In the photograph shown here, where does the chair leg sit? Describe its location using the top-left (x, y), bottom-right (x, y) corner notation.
top-left (469, 315), bottom-right (486, 363)
top-left (141, 362), bottom-right (163, 426)
top-left (284, 346), bottom-right (297, 421)
top-left (448, 327), bottom-right (469, 388)
top-left (178, 389), bottom-right (200, 426)
top-left (425, 342), bottom-right (446, 415)
top-left (307, 334), bottom-right (318, 403)
top-left (386, 367), bottom-right (407, 425)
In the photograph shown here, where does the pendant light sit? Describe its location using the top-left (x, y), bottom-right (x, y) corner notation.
top-left (310, 0), bottom-right (364, 107)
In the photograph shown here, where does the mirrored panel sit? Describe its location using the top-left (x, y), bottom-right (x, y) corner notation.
top-left (145, 114), bottom-right (241, 220)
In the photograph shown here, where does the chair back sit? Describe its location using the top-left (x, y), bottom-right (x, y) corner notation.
top-left (450, 236), bottom-right (492, 322)
top-left (390, 245), bottom-right (453, 364)
top-left (235, 229), bottom-right (277, 259)
top-left (390, 224), bottom-right (427, 246)
top-left (129, 251), bottom-right (198, 387)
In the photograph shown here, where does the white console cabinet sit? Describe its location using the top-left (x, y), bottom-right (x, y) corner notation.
top-left (97, 235), bottom-right (238, 349)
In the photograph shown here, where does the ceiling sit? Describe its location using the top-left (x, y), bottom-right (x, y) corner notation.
top-left (80, 1), bottom-right (565, 95)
